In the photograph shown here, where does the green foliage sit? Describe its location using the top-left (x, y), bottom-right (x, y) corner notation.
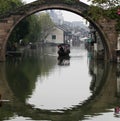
top-left (116, 20), bottom-right (120, 31)
top-left (88, 0), bottom-right (120, 8)
top-left (25, 15), bottom-right (41, 43)
top-left (37, 12), bottom-right (55, 42)
top-left (9, 18), bottom-right (29, 44)
top-left (0, 0), bottom-right (22, 14)
top-left (106, 7), bottom-right (119, 19)
top-left (24, 12), bottom-right (55, 43)
top-left (88, 6), bottom-right (104, 20)
top-left (88, 0), bottom-right (120, 31)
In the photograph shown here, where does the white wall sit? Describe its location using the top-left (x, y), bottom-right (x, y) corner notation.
top-left (46, 27), bottom-right (64, 44)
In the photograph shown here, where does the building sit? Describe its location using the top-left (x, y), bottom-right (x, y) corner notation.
top-left (45, 26), bottom-right (72, 45)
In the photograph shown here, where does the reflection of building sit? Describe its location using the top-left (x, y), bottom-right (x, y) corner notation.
top-left (89, 59), bottom-right (106, 93)
top-left (117, 64), bottom-right (120, 97)
top-left (45, 26), bottom-right (72, 44)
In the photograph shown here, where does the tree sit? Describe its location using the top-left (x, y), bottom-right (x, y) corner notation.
top-left (38, 12), bottom-right (55, 42)
top-left (9, 18), bottom-right (29, 44)
top-left (0, 0), bottom-right (23, 14)
top-left (1, 0), bottom-right (32, 50)
top-left (88, 0), bottom-right (120, 31)
top-left (25, 15), bottom-right (41, 43)
top-left (22, 12), bottom-right (55, 44)
top-left (88, 0), bottom-right (120, 9)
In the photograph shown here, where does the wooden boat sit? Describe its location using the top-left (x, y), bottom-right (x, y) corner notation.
top-left (6, 51), bottom-right (23, 57)
top-left (57, 43), bottom-right (70, 57)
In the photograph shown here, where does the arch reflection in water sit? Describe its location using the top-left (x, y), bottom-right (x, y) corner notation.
top-left (0, 46), bottom-right (119, 121)
top-left (117, 63), bottom-right (120, 97)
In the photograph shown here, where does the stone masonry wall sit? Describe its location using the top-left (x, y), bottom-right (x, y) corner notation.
top-left (97, 18), bottom-right (118, 61)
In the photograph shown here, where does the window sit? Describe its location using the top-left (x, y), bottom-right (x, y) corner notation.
top-left (52, 35), bottom-right (56, 40)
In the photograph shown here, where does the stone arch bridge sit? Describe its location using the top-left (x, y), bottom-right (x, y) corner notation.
top-left (0, 0), bottom-right (118, 61)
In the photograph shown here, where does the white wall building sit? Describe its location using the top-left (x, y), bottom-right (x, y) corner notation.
top-left (45, 26), bottom-right (65, 44)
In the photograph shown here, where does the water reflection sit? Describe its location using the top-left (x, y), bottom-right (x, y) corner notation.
top-left (57, 56), bottom-right (70, 66)
top-left (114, 63), bottom-right (120, 117)
top-left (117, 64), bottom-right (120, 97)
top-left (0, 46), bottom-right (119, 121)
top-left (26, 46), bottom-right (91, 111)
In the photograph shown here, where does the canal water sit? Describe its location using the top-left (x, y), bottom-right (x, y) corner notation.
top-left (0, 44), bottom-right (120, 121)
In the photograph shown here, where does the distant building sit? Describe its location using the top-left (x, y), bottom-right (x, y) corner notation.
top-left (45, 26), bottom-right (72, 44)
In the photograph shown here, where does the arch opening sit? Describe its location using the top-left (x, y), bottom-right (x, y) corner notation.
top-left (1, 0), bottom-right (112, 61)
top-left (7, 7), bottom-right (109, 60)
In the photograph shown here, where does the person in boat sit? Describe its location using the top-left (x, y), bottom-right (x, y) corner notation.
top-left (58, 44), bottom-right (70, 56)
top-left (64, 45), bottom-right (70, 54)
top-left (59, 46), bottom-right (64, 53)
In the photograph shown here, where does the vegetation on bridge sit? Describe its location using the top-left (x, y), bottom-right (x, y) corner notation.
top-left (0, 0), bottom-right (22, 14)
top-left (88, 0), bottom-right (120, 31)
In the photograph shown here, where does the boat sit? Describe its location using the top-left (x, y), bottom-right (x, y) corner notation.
top-left (6, 51), bottom-right (23, 57)
top-left (57, 43), bottom-right (70, 57)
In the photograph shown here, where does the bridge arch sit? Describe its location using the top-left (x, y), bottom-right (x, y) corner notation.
top-left (0, 0), bottom-right (117, 61)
